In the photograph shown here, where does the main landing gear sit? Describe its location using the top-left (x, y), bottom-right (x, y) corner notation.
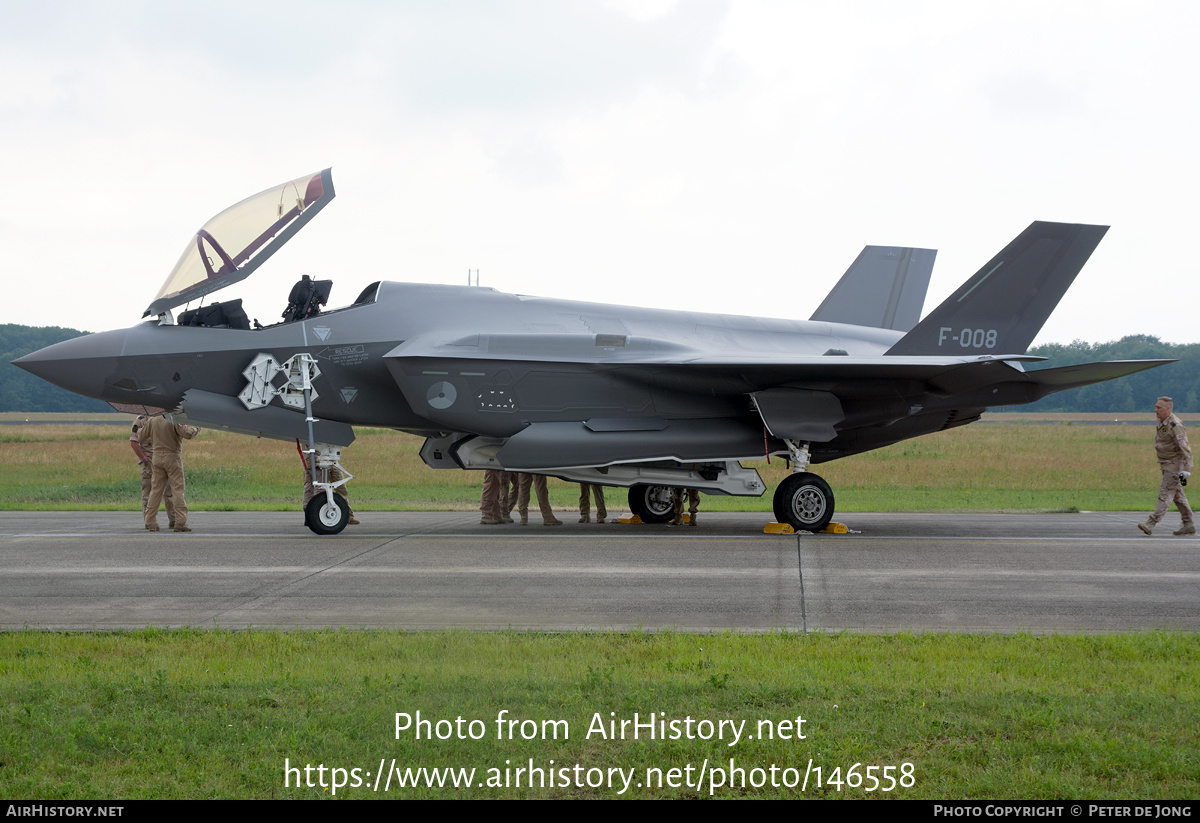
top-left (622, 441), bottom-right (837, 532)
top-left (628, 484), bottom-right (676, 524)
top-left (773, 472), bottom-right (835, 532)
top-left (772, 440), bottom-right (836, 532)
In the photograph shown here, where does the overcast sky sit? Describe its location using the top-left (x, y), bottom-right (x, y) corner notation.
top-left (3, 0), bottom-right (1197, 345)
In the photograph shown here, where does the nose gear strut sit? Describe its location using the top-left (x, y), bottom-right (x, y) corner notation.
top-left (240, 352), bottom-right (354, 534)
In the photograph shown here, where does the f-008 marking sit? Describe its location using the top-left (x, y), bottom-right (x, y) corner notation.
top-left (938, 327), bottom-right (997, 349)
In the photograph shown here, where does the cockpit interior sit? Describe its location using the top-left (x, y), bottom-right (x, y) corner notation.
top-left (141, 168), bottom-right (378, 331)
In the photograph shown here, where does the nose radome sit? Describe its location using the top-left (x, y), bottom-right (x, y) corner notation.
top-left (12, 328), bottom-right (129, 400)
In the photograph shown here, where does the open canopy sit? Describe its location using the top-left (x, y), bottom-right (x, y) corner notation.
top-left (144, 168), bottom-right (335, 317)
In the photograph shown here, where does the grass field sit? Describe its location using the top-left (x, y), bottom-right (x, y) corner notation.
top-left (0, 413), bottom-right (1176, 512)
top-left (2, 630), bottom-right (1197, 799)
top-left (2, 413), bottom-right (1196, 799)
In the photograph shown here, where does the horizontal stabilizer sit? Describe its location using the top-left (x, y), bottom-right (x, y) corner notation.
top-left (1019, 359), bottom-right (1176, 399)
top-left (810, 246), bottom-right (936, 332)
top-left (941, 359), bottom-right (1175, 409)
top-left (887, 222), bottom-right (1107, 357)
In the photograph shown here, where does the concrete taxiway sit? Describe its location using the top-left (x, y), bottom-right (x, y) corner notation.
top-left (1, 510), bottom-right (1196, 632)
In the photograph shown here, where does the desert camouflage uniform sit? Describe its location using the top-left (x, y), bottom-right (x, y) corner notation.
top-left (1151, 413), bottom-right (1194, 526)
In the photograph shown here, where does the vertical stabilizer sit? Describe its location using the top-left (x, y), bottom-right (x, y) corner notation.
top-left (885, 222), bottom-right (1107, 356)
top-left (810, 246), bottom-right (936, 332)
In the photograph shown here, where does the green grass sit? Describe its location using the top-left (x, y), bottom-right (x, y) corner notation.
top-left (2, 630), bottom-right (1197, 799)
top-left (3, 415), bottom-right (1197, 799)
top-left (0, 417), bottom-right (1174, 512)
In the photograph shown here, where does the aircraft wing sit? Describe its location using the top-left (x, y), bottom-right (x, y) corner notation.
top-left (385, 332), bottom-right (1044, 369)
top-left (385, 336), bottom-right (1166, 394)
top-left (384, 332), bottom-right (1170, 448)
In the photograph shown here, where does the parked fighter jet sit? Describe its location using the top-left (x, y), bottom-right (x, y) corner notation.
top-left (14, 169), bottom-right (1171, 534)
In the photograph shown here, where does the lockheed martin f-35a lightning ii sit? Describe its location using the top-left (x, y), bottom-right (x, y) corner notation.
top-left (14, 169), bottom-right (1171, 533)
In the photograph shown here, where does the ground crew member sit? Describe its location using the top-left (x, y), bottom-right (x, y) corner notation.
top-left (131, 415), bottom-right (174, 529)
top-left (515, 473), bottom-right (562, 526)
top-left (140, 415), bottom-right (199, 533)
top-left (498, 471), bottom-right (516, 523)
top-left (578, 484), bottom-right (607, 523)
top-left (480, 469), bottom-right (506, 525)
top-left (1140, 396), bottom-right (1195, 536)
top-left (671, 488), bottom-right (700, 527)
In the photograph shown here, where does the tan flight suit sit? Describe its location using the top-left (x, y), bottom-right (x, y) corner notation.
top-left (672, 488), bottom-right (700, 526)
top-left (131, 416), bottom-right (174, 527)
top-left (480, 469), bottom-right (504, 524)
top-left (140, 416), bottom-right (198, 531)
top-left (1151, 413), bottom-right (1194, 525)
top-left (516, 473), bottom-right (561, 525)
top-left (498, 472), bottom-right (516, 522)
top-left (578, 484), bottom-right (607, 523)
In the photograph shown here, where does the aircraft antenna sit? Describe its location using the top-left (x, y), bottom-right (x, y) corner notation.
top-left (467, 268), bottom-right (479, 287)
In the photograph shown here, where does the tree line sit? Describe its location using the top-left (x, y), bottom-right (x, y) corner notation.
top-left (1, 324), bottom-right (1196, 414)
top-left (1012, 336), bottom-right (1200, 413)
top-left (1, 325), bottom-right (110, 413)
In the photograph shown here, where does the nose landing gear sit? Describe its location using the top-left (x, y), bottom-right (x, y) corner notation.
top-left (306, 492), bottom-right (351, 535)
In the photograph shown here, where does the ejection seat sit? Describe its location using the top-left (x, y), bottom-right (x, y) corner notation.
top-left (282, 275), bottom-right (333, 322)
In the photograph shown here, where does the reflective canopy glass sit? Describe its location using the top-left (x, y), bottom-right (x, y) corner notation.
top-left (145, 169), bottom-right (333, 316)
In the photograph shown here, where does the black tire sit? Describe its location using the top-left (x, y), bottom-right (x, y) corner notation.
top-left (773, 473), bottom-right (835, 532)
top-left (628, 484), bottom-right (675, 524)
top-left (305, 493), bottom-right (350, 535)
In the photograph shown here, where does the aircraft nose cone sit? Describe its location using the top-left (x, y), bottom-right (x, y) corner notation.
top-left (12, 328), bottom-right (128, 400)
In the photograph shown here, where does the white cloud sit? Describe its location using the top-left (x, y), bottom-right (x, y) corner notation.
top-left (2, 0), bottom-right (1198, 345)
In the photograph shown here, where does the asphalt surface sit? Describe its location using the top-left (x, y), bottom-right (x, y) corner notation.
top-left (1, 510), bottom-right (1196, 632)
